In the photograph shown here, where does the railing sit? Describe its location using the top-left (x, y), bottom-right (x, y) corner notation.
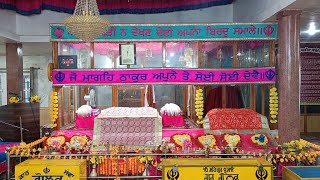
top-left (5, 147), bottom-right (283, 180)
top-left (5, 138), bottom-right (320, 179)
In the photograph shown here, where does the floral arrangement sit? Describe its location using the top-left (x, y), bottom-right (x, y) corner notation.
top-left (44, 135), bottom-right (66, 153)
top-left (269, 86), bottom-right (278, 124)
top-left (170, 133), bottom-right (194, 148)
top-left (282, 139), bottom-right (310, 154)
top-left (196, 134), bottom-right (217, 149)
top-left (66, 135), bottom-right (91, 154)
top-left (138, 151), bottom-right (154, 164)
top-left (195, 88), bottom-right (204, 124)
top-left (251, 134), bottom-right (268, 146)
top-left (30, 95), bottom-right (41, 103)
top-left (222, 134), bottom-right (241, 147)
top-left (8, 96), bottom-right (20, 104)
top-left (49, 92), bottom-right (59, 128)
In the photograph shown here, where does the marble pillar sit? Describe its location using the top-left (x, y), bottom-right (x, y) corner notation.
top-left (277, 10), bottom-right (301, 143)
top-left (6, 43), bottom-right (23, 99)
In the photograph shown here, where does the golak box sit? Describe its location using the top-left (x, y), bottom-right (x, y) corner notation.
top-left (162, 158), bottom-right (273, 180)
top-left (15, 159), bottom-right (87, 180)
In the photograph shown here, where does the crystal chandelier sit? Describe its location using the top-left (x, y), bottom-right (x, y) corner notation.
top-left (64, 0), bottom-right (110, 42)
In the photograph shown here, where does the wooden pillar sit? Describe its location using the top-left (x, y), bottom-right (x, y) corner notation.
top-left (277, 10), bottom-right (301, 143)
top-left (6, 43), bottom-right (23, 100)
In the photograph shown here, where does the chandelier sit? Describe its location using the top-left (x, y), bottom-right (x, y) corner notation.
top-left (64, 0), bottom-right (110, 42)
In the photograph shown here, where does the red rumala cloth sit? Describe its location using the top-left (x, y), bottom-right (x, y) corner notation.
top-left (207, 108), bottom-right (262, 130)
top-left (76, 113), bottom-right (99, 129)
top-left (161, 114), bottom-right (184, 127)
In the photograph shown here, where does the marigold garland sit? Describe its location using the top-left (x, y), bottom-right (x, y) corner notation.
top-left (30, 95), bottom-right (41, 103)
top-left (50, 92), bottom-right (59, 128)
top-left (269, 87), bottom-right (278, 124)
top-left (195, 88), bottom-right (204, 124)
top-left (8, 96), bottom-right (20, 104)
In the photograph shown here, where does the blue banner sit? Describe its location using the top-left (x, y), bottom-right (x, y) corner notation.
top-left (50, 23), bottom-right (277, 41)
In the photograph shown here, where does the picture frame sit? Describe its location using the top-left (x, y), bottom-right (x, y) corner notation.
top-left (119, 44), bottom-right (136, 65)
top-left (58, 55), bottom-right (77, 69)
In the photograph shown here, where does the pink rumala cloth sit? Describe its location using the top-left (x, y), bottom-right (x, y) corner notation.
top-left (76, 113), bottom-right (99, 129)
top-left (161, 114), bottom-right (184, 127)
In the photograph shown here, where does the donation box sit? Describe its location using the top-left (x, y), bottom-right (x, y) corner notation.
top-left (283, 166), bottom-right (320, 180)
top-left (162, 158), bottom-right (273, 180)
top-left (15, 159), bottom-right (87, 180)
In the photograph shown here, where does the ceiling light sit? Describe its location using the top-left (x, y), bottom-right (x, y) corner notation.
top-left (302, 22), bottom-right (320, 36)
top-left (64, 0), bottom-right (110, 42)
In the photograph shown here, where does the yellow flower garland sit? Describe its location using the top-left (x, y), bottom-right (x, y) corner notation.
top-left (195, 88), bottom-right (204, 124)
top-left (50, 92), bottom-right (59, 128)
top-left (9, 96), bottom-right (20, 104)
top-left (269, 87), bottom-right (278, 124)
top-left (30, 95), bottom-right (41, 103)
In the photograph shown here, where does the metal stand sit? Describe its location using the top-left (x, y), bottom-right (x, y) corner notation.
top-left (6, 147), bottom-right (11, 180)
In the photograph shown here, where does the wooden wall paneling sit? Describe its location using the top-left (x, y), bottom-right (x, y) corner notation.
top-left (232, 42), bottom-right (238, 67)
top-left (73, 86), bottom-right (77, 122)
top-left (198, 42), bottom-right (202, 68)
top-left (112, 86), bottom-right (117, 107)
top-left (0, 103), bottom-right (40, 143)
top-left (52, 42), bottom-right (58, 68)
top-left (90, 42), bottom-right (94, 68)
top-left (182, 86), bottom-right (188, 117)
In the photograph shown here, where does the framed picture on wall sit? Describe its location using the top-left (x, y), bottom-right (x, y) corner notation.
top-left (58, 55), bottom-right (77, 69)
top-left (119, 44), bottom-right (136, 65)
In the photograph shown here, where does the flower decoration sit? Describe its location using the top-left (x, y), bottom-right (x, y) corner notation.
top-left (90, 151), bottom-right (99, 164)
top-left (195, 88), bottom-right (204, 124)
top-left (251, 134), bottom-right (268, 146)
top-left (223, 134), bottom-right (241, 147)
top-left (45, 136), bottom-right (66, 149)
top-left (8, 96), bottom-right (20, 104)
top-left (138, 151), bottom-right (154, 164)
top-left (196, 134), bottom-right (217, 148)
top-left (269, 87), bottom-right (278, 124)
top-left (170, 134), bottom-right (193, 148)
top-left (30, 95), bottom-right (41, 103)
top-left (49, 92), bottom-right (59, 128)
top-left (69, 135), bottom-right (90, 150)
top-left (282, 139), bottom-right (310, 154)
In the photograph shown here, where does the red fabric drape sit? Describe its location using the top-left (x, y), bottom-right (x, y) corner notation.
top-left (0, 0), bottom-right (234, 15)
top-left (204, 85), bottom-right (244, 115)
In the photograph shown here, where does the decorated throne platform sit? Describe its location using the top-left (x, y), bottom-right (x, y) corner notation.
top-left (92, 107), bottom-right (162, 146)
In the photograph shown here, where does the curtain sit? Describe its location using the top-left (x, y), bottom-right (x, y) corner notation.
top-left (0, 0), bottom-right (234, 16)
top-left (204, 85), bottom-right (244, 115)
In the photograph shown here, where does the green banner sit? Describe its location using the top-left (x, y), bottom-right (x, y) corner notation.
top-left (50, 23), bottom-right (277, 42)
